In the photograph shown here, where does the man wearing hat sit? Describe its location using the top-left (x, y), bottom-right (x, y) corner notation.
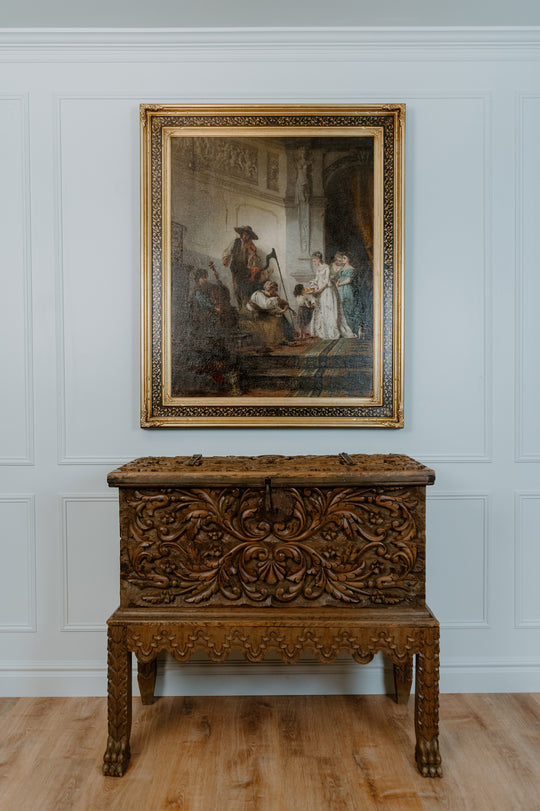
top-left (222, 225), bottom-right (264, 309)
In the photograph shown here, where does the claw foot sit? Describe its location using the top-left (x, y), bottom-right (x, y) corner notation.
top-left (415, 738), bottom-right (442, 778)
top-left (103, 736), bottom-right (131, 777)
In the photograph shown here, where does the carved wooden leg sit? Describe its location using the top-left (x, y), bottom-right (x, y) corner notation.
top-left (103, 624), bottom-right (132, 777)
top-left (414, 628), bottom-right (442, 777)
top-left (393, 657), bottom-right (413, 704)
top-left (137, 657), bottom-right (157, 705)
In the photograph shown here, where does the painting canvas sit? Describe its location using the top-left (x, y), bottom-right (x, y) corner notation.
top-left (141, 105), bottom-right (404, 427)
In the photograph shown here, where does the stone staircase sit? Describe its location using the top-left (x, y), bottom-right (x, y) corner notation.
top-left (238, 338), bottom-right (373, 397)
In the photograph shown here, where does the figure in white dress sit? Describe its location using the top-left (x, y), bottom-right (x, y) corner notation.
top-left (309, 251), bottom-right (354, 340)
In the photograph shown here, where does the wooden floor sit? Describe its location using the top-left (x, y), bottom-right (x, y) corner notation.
top-left (0, 693), bottom-right (539, 810)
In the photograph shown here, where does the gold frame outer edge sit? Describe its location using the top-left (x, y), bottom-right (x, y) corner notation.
top-left (140, 104), bottom-right (405, 429)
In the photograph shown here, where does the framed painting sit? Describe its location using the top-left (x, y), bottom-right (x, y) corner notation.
top-left (141, 104), bottom-right (404, 427)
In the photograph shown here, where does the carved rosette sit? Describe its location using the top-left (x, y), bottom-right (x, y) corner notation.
top-left (119, 485), bottom-right (425, 608)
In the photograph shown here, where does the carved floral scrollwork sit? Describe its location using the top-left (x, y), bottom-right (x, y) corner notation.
top-left (121, 486), bottom-right (423, 608)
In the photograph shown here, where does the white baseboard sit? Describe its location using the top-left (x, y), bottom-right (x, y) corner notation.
top-left (1, 656), bottom-right (539, 697)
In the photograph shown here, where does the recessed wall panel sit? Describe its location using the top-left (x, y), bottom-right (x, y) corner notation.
top-left (517, 96), bottom-right (540, 460)
top-left (515, 494), bottom-right (540, 627)
top-left (59, 95), bottom-right (489, 463)
top-left (62, 496), bottom-right (119, 629)
top-left (426, 494), bottom-right (488, 627)
top-left (406, 96), bottom-right (488, 459)
top-left (0, 497), bottom-right (35, 631)
top-left (59, 98), bottom-right (139, 462)
top-left (0, 97), bottom-right (33, 463)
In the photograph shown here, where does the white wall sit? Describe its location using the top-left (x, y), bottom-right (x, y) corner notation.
top-left (2, 0), bottom-right (540, 27)
top-left (1, 27), bottom-right (539, 696)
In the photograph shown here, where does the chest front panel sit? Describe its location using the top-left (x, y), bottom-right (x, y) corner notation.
top-left (118, 484), bottom-right (426, 609)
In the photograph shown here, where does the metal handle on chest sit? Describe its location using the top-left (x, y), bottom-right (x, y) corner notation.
top-left (265, 477), bottom-right (274, 513)
top-left (262, 477), bottom-right (294, 524)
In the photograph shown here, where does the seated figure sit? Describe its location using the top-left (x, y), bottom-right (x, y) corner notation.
top-left (246, 280), bottom-right (294, 347)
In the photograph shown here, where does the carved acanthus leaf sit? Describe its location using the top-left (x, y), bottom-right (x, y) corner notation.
top-left (121, 485), bottom-right (423, 608)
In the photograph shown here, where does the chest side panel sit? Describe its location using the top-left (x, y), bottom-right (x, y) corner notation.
top-left (118, 484), bottom-right (426, 609)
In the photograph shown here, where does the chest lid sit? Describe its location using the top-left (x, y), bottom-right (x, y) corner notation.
top-left (107, 453), bottom-right (435, 488)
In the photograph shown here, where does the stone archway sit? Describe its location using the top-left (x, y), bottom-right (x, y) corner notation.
top-left (323, 156), bottom-right (374, 338)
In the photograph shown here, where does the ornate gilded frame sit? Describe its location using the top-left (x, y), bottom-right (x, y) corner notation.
top-left (141, 104), bottom-right (404, 427)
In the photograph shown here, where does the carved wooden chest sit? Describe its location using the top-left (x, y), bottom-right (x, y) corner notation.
top-left (103, 453), bottom-right (441, 778)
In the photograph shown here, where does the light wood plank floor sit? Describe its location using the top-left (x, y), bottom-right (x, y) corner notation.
top-left (0, 694), bottom-right (539, 810)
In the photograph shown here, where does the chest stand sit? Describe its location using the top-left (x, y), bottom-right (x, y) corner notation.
top-left (102, 454), bottom-right (442, 779)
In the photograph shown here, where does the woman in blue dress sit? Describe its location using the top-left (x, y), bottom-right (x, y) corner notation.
top-left (334, 252), bottom-right (359, 335)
